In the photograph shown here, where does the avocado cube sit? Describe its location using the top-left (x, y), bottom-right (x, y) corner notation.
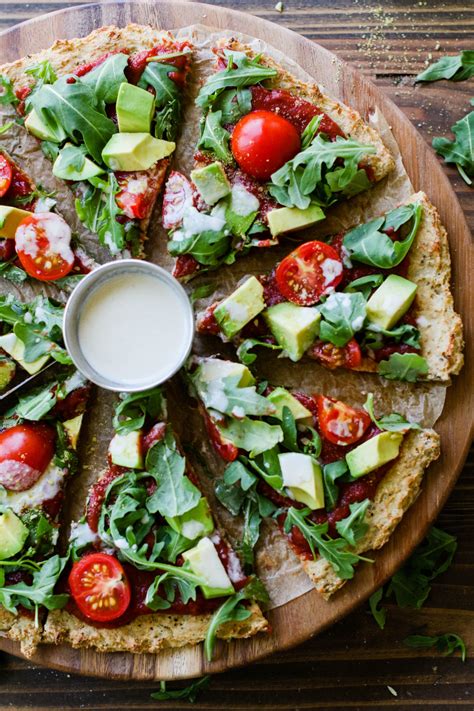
top-left (267, 387), bottom-right (313, 425)
top-left (24, 108), bottom-right (67, 143)
top-left (116, 83), bottom-right (156, 134)
top-left (191, 162), bottom-right (231, 206)
top-left (182, 536), bottom-right (235, 599)
top-left (109, 430), bottom-right (143, 469)
top-left (102, 133), bottom-right (176, 171)
top-left (214, 277), bottom-right (265, 339)
top-left (53, 144), bottom-right (105, 182)
top-left (196, 358), bottom-right (255, 387)
top-left (0, 509), bottom-right (28, 560)
top-left (278, 452), bottom-right (324, 510)
top-left (366, 274), bottom-right (418, 330)
top-left (267, 205), bottom-right (325, 237)
top-left (0, 333), bottom-right (49, 374)
top-left (166, 497), bottom-right (215, 540)
top-left (0, 356), bottom-right (16, 390)
top-left (0, 205), bottom-right (31, 239)
top-left (264, 302), bottom-right (320, 362)
top-left (63, 414), bottom-right (84, 450)
top-left (346, 431), bottom-right (404, 478)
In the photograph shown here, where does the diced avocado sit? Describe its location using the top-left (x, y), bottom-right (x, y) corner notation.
top-left (102, 133), bottom-right (175, 171)
top-left (166, 497), bottom-right (215, 541)
top-left (0, 356), bottom-right (15, 390)
top-left (267, 387), bottom-right (313, 425)
top-left (182, 536), bottom-right (235, 599)
top-left (366, 274), bottom-right (418, 330)
top-left (0, 205), bottom-right (31, 239)
top-left (267, 205), bottom-right (325, 237)
top-left (109, 430), bottom-right (143, 469)
top-left (191, 162), bottom-right (231, 206)
top-left (0, 333), bottom-right (49, 374)
top-left (214, 277), bottom-right (265, 339)
top-left (346, 431), bottom-right (404, 478)
top-left (0, 509), bottom-right (28, 560)
top-left (24, 108), bottom-right (67, 143)
top-left (278, 452), bottom-right (324, 509)
top-left (53, 143), bottom-right (104, 182)
top-left (63, 414), bottom-right (83, 450)
top-left (196, 358), bottom-right (255, 387)
top-left (264, 302), bottom-right (320, 362)
top-left (116, 83), bottom-right (155, 134)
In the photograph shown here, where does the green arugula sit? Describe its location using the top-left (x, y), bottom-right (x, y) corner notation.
top-left (416, 51), bottom-right (474, 82)
top-left (76, 173), bottom-right (127, 253)
top-left (0, 120), bottom-right (14, 135)
top-left (112, 387), bottom-right (165, 434)
top-left (318, 291), bottom-right (367, 347)
top-left (150, 676), bottom-right (211, 702)
top-left (190, 282), bottom-right (216, 304)
top-left (0, 74), bottom-right (18, 105)
top-left (335, 499), bottom-right (370, 547)
top-left (168, 228), bottom-right (231, 267)
top-left (12, 370), bottom-right (87, 421)
top-left (363, 393), bottom-right (421, 433)
top-left (139, 61), bottom-right (181, 141)
top-left (212, 87), bottom-right (252, 123)
top-left (433, 109), bottom-right (474, 185)
top-left (236, 338), bottom-right (282, 365)
top-left (0, 555), bottom-right (69, 621)
top-left (192, 373), bottom-right (276, 418)
top-left (0, 261), bottom-right (28, 286)
top-left (197, 110), bottom-right (232, 162)
top-left (53, 421), bottom-right (79, 474)
top-left (403, 633), bottom-right (467, 661)
top-left (18, 509), bottom-right (58, 560)
top-left (344, 273), bottom-right (384, 299)
top-left (343, 202), bottom-right (422, 268)
top-left (217, 417), bottom-right (283, 458)
top-left (368, 588), bottom-right (386, 630)
top-left (80, 53), bottom-right (128, 104)
top-left (24, 60), bottom-right (58, 111)
top-left (378, 352), bottom-right (428, 382)
top-left (363, 322), bottom-right (421, 351)
top-left (322, 460), bottom-right (349, 510)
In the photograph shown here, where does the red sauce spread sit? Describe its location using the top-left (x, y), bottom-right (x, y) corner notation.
top-left (42, 491), bottom-right (64, 520)
top-left (72, 50), bottom-right (126, 79)
top-left (202, 408), bottom-right (239, 462)
top-left (52, 384), bottom-right (91, 421)
top-left (172, 254), bottom-right (201, 280)
top-left (86, 465), bottom-right (126, 532)
top-left (126, 41), bottom-right (192, 86)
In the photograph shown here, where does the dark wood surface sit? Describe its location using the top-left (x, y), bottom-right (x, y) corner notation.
top-left (0, 0), bottom-right (473, 708)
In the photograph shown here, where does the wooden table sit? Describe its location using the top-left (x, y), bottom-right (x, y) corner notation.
top-left (0, 1), bottom-right (472, 708)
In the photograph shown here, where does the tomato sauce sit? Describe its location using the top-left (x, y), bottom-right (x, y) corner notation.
top-left (52, 384), bottom-right (91, 422)
top-left (172, 254), bottom-right (201, 280)
top-left (2, 159), bottom-right (37, 210)
top-left (126, 41), bottom-right (192, 86)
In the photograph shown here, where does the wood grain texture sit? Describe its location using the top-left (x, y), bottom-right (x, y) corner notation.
top-left (0, 0), bottom-right (473, 707)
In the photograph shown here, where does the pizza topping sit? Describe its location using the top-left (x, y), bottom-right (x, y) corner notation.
top-left (309, 338), bottom-right (362, 370)
top-left (162, 171), bottom-right (194, 229)
top-left (0, 154), bottom-right (13, 198)
top-left (275, 241), bottom-right (343, 305)
top-left (0, 423), bottom-right (55, 492)
top-left (15, 212), bottom-right (74, 281)
top-left (115, 170), bottom-right (159, 220)
top-left (316, 395), bottom-right (371, 446)
top-left (68, 553), bottom-right (131, 622)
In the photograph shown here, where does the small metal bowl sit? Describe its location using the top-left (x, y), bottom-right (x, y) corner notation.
top-left (63, 260), bottom-right (194, 392)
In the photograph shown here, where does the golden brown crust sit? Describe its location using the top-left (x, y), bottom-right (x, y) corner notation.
top-left (43, 603), bottom-right (268, 654)
top-left (301, 428), bottom-right (441, 598)
top-left (0, 608), bottom-right (42, 658)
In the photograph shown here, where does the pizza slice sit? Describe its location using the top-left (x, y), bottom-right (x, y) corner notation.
top-left (163, 39), bottom-right (394, 279)
top-left (196, 192), bottom-right (463, 382)
top-left (186, 356), bottom-right (440, 598)
top-left (0, 367), bottom-right (90, 657)
top-left (0, 25), bottom-right (193, 258)
top-left (0, 149), bottom-right (95, 286)
top-left (43, 387), bottom-right (268, 657)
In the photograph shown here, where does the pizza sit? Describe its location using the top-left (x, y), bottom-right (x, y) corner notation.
top-left (163, 39), bottom-right (394, 280)
top-left (196, 192), bottom-right (464, 382)
top-left (0, 149), bottom-right (96, 286)
top-left (186, 356), bottom-right (440, 597)
top-left (0, 25), bottom-right (193, 260)
top-left (43, 387), bottom-right (268, 654)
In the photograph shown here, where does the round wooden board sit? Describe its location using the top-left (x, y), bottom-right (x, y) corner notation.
top-left (0, 0), bottom-right (472, 682)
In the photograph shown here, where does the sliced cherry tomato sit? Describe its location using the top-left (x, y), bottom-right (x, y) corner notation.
top-left (0, 155), bottom-right (12, 198)
top-left (69, 553), bottom-right (131, 622)
top-left (162, 171), bottom-right (194, 229)
top-left (231, 110), bottom-right (301, 181)
top-left (275, 241), bottom-right (343, 305)
top-left (316, 395), bottom-right (370, 446)
top-left (115, 171), bottom-right (159, 220)
top-left (0, 238), bottom-right (15, 261)
top-left (15, 212), bottom-right (74, 281)
top-left (203, 411), bottom-right (238, 462)
top-left (309, 338), bottom-right (362, 370)
top-left (142, 422), bottom-right (166, 454)
top-left (0, 423), bottom-right (56, 491)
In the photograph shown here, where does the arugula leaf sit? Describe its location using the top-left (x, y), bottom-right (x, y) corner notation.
top-left (197, 111), bottom-right (232, 163)
top-left (318, 291), bottom-right (366, 347)
top-left (204, 576), bottom-right (269, 661)
top-left (248, 448), bottom-right (283, 491)
top-left (0, 554), bottom-right (68, 618)
top-left (53, 421), bottom-right (79, 473)
top-left (0, 74), bottom-right (18, 105)
top-left (363, 322), bottom-right (421, 351)
top-left (18, 509), bottom-right (58, 560)
top-left (416, 51), bottom-right (474, 82)
top-left (212, 87), bottom-right (252, 123)
top-left (404, 633), bottom-right (466, 661)
top-left (29, 76), bottom-right (116, 162)
top-left (368, 588), bottom-right (386, 630)
top-left (378, 352), bottom-right (428, 382)
top-left (335, 499), bottom-right (370, 546)
top-left (433, 110), bottom-right (474, 185)
top-left (194, 374), bottom-right (276, 418)
top-left (139, 61), bottom-right (180, 141)
top-left (80, 53), bottom-right (128, 104)
top-left (363, 393), bottom-right (421, 433)
top-left (344, 273), bottom-right (384, 299)
top-left (13, 371), bottom-right (87, 421)
top-left (190, 282), bottom-right (216, 304)
top-left (168, 228), bottom-right (231, 267)
top-left (301, 426), bottom-right (322, 458)
top-left (280, 406), bottom-right (299, 452)
top-left (217, 417), bottom-right (283, 458)
top-left (113, 387), bottom-right (165, 434)
top-left (24, 60), bottom-right (57, 111)
top-left (343, 202), bottom-right (422, 268)
top-left (150, 676), bottom-right (211, 702)
top-left (0, 261), bottom-right (28, 285)
top-left (236, 338), bottom-right (282, 365)
top-left (0, 120), bottom-right (14, 135)
top-left (323, 460), bottom-right (349, 510)
top-left (77, 173), bottom-right (127, 252)
top-left (145, 569), bottom-right (199, 610)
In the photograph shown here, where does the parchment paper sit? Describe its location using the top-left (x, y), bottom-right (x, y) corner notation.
top-left (0, 25), bottom-right (447, 609)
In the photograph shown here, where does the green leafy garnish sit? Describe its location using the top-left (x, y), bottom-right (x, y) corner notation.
top-left (335, 499), bottom-right (370, 547)
top-left (139, 59), bottom-right (183, 141)
top-left (236, 338), bottom-right (282, 365)
top-left (151, 676), bottom-right (211, 702)
top-left (318, 291), bottom-right (367, 347)
top-left (197, 111), bottom-right (232, 163)
top-left (190, 282), bottom-right (216, 304)
top-left (212, 87), bottom-right (252, 123)
top-left (0, 555), bottom-right (69, 621)
top-left (113, 387), bottom-right (165, 434)
top-left (80, 53), bottom-right (128, 104)
top-left (368, 588), bottom-right (386, 630)
top-left (192, 373), bottom-right (276, 418)
top-left (0, 74), bottom-right (18, 105)
top-left (344, 273), bottom-right (384, 299)
top-left (377, 352), bottom-right (428, 382)
top-left (75, 173), bottom-right (127, 253)
top-left (363, 393), bottom-right (421, 433)
top-left (218, 417), bottom-right (283, 458)
top-left (322, 460), bottom-right (349, 510)
top-left (403, 633), bottom-right (466, 661)
top-left (0, 261), bottom-right (28, 286)
top-left (168, 228), bottom-right (231, 267)
top-left (433, 109), bottom-right (474, 185)
top-left (0, 120), bottom-right (14, 135)
top-left (11, 370), bottom-right (87, 421)
top-left (363, 322), bottom-right (421, 351)
top-left (416, 51), bottom-right (474, 82)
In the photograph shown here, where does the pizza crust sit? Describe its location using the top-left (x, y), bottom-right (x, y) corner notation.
top-left (0, 608), bottom-right (42, 658)
top-left (301, 428), bottom-right (441, 598)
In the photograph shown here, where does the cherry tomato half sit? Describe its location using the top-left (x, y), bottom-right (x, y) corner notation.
top-left (115, 171), bottom-right (158, 220)
top-left (15, 212), bottom-right (74, 281)
top-left (0, 423), bottom-right (56, 491)
top-left (0, 155), bottom-right (12, 198)
top-left (317, 394), bottom-right (370, 446)
top-left (231, 110), bottom-right (301, 181)
top-left (309, 338), bottom-right (362, 370)
top-left (275, 241), bottom-right (343, 306)
top-left (69, 553), bottom-right (131, 622)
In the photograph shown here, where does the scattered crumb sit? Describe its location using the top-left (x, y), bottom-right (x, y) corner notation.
top-left (275, 1), bottom-right (284, 12)
top-left (435, 42), bottom-right (441, 51)
top-left (387, 686), bottom-right (398, 697)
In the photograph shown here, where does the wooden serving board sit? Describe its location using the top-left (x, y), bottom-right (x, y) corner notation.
top-left (0, 0), bottom-right (472, 682)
